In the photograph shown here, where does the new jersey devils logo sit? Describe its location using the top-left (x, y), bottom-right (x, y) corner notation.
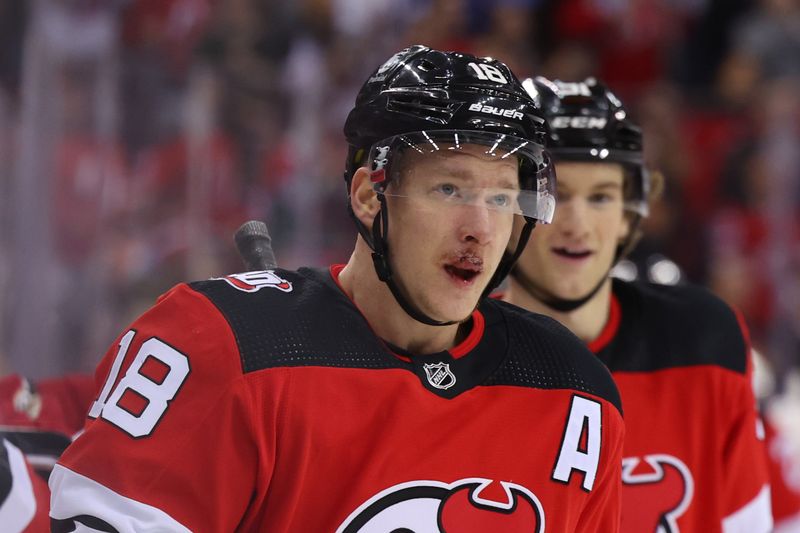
top-left (337, 478), bottom-right (544, 533)
top-left (215, 270), bottom-right (293, 293)
top-left (423, 362), bottom-right (456, 390)
top-left (621, 455), bottom-right (694, 533)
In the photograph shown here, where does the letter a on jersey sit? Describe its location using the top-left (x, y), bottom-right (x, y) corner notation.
top-left (552, 395), bottom-right (602, 492)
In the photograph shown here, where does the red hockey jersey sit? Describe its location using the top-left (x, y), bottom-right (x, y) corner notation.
top-left (51, 266), bottom-right (625, 532)
top-left (590, 279), bottom-right (773, 532)
top-left (0, 373), bottom-right (95, 532)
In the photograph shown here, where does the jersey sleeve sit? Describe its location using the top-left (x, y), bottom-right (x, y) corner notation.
top-left (49, 283), bottom-right (267, 532)
top-left (763, 416), bottom-right (800, 531)
top-left (719, 310), bottom-right (773, 532)
top-left (0, 437), bottom-right (50, 533)
top-left (574, 398), bottom-right (625, 532)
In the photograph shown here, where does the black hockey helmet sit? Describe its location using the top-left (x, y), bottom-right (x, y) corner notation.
top-left (344, 45), bottom-right (551, 191)
top-left (512, 76), bottom-right (653, 312)
top-left (343, 45), bottom-right (555, 326)
top-left (524, 76), bottom-right (649, 219)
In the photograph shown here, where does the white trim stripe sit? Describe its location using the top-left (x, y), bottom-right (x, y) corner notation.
top-left (0, 439), bottom-right (37, 533)
top-left (25, 453), bottom-right (58, 470)
top-left (722, 484), bottom-right (774, 533)
top-left (49, 464), bottom-right (192, 533)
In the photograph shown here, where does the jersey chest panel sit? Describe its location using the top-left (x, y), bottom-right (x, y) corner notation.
top-left (613, 368), bottom-right (744, 533)
top-left (597, 281), bottom-right (768, 533)
top-left (242, 366), bottom-right (612, 532)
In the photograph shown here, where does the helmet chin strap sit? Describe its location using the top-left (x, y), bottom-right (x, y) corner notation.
top-left (483, 218), bottom-right (536, 300)
top-left (367, 196), bottom-right (536, 327)
top-left (370, 195), bottom-right (459, 327)
top-left (510, 263), bottom-right (608, 313)
top-left (511, 214), bottom-right (643, 313)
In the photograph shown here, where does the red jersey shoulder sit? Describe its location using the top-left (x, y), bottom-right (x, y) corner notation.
top-left (138, 282), bottom-right (241, 374)
top-left (84, 281), bottom-right (244, 439)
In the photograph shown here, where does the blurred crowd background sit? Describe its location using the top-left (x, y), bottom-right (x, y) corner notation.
top-left (0, 0), bottom-right (798, 425)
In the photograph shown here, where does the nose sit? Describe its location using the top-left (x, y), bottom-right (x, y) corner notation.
top-left (457, 203), bottom-right (496, 244)
top-left (554, 199), bottom-right (590, 238)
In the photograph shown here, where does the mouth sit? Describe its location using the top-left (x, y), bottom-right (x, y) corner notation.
top-left (443, 254), bottom-right (484, 285)
top-left (552, 247), bottom-right (593, 261)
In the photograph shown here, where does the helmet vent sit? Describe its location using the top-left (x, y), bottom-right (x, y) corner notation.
top-left (417, 59), bottom-right (436, 72)
top-left (386, 94), bottom-right (460, 125)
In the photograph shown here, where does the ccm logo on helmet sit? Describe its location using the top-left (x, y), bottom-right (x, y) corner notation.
top-left (551, 116), bottom-right (608, 129)
top-left (468, 103), bottom-right (523, 120)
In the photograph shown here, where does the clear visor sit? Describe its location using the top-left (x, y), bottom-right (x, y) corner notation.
top-left (625, 199), bottom-right (649, 218)
top-left (551, 148), bottom-right (649, 218)
top-left (366, 130), bottom-right (556, 223)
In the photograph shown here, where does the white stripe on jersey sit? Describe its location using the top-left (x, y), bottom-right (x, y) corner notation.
top-left (722, 484), bottom-right (774, 533)
top-left (0, 439), bottom-right (37, 533)
top-left (49, 464), bottom-right (192, 533)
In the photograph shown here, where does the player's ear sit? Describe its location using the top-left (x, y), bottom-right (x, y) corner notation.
top-left (350, 166), bottom-right (381, 227)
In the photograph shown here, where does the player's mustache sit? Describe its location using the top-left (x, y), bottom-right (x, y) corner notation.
top-left (443, 250), bottom-right (484, 271)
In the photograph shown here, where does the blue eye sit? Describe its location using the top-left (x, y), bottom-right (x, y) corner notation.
top-left (489, 194), bottom-right (510, 207)
top-left (436, 183), bottom-right (458, 196)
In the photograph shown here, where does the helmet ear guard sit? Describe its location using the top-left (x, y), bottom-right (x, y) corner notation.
top-left (617, 166), bottom-right (665, 261)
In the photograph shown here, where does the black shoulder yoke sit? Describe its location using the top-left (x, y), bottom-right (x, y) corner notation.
top-left (189, 268), bottom-right (622, 413)
top-left (598, 280), bottom-right (748, 374)
top-left (189, 268), bottom-right (404, 374)
top-left (486, 299), bottom-right (623, 415)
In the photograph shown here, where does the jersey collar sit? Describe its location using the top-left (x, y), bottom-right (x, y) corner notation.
top-left (329, 264), bottom-right (486, 361)
top-left (587, 291), bottom-right (621, 354)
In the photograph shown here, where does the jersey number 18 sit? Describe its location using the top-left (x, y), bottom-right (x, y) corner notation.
top-left (87, 330), bottom-right (190, 438)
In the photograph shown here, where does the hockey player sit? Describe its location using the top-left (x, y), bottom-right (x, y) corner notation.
top-left (49, 46), bottom-right (625, 532)
top-left (506, 77), bottom-right (773, 532)
top-left (0, 373), bottom-right (94, 532)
